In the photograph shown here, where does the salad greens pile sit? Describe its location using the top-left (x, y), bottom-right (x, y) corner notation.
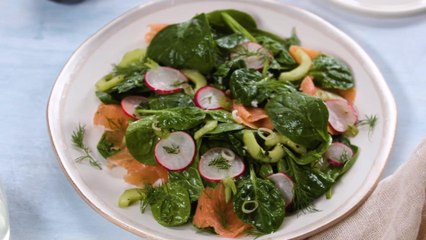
top-left (87, 9), bottom-right (366, 237)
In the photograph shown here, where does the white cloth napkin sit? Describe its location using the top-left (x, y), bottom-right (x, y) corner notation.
top-left (310, 139), bottom-right (426, 240)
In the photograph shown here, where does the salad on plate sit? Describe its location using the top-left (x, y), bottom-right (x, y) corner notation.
top-left (72, 9), bottom-right (374, 238)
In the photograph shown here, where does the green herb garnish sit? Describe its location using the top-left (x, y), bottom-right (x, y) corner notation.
top-left (163, 144), bottom-right (180, 154)
top-left (357, 115), bottom-right (378, 137)
top-left (71, 124), bottom-right (102, 170)
top-left (208, 155), bottom-right (231, 170)
top-left (339, 150), bottom-right (351, 163)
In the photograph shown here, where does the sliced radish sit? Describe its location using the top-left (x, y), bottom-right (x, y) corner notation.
top-left (268, 172), bottom-right (294, 207)
top-left (324, 142), bottom-right (354, 167)
top-left (231, 42), bottom-right (272, 70)
top-left (326, 99), bottom-right (358, 133)
top-left (120, 95), bottom-right (148, 119)
top-left (145, 66), bottom-right (188, 94)
top-left (199, 148), bottom-right (245, 182)
top-left (154, 131), bottom-right (195, 171)
top-left (194, 86), bottom-right (228, 110)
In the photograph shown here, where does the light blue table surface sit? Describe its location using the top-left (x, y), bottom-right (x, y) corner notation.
top-left (1, 0), bottom-right (425, 239)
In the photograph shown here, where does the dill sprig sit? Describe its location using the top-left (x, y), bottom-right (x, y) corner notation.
top-left (162, 144), bottom-right (180, 154)
top-left (208, 155), bottom-right (231, 170)
top-left (357, 115), bottom-right (378, 137)
top-left (71, 124), bottom-right (102, 170)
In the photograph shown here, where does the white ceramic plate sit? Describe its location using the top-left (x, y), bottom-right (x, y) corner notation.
top-left (47, 0), bottom-right (397, 239)
top-left (329, 0), bottom-right (426, 16)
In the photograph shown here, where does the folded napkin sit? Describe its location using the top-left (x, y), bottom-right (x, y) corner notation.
top-left (311, 139), bottom-right (426, 240)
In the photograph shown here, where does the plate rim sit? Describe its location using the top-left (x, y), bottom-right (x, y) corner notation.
top-left (46, 0), bottom-right (398, 239)
top-left (329, 0), bottom-right (426, 16)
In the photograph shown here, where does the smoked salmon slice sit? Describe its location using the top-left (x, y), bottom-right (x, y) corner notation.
top-left (108, 148), bottom-right (168, 187)
top-left (93, 103), bottom-right (131, 131)
top-left (193, 184), bottom-right (251, 237)
top-left (232, 101), bottom-right (273, 129)
top-left (94, 103), bottom-right (168, 187)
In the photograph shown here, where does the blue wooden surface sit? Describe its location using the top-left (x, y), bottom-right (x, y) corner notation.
top-left (0, 0), bottom-right (425, 239)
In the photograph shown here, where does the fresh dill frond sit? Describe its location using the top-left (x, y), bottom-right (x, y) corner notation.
top-left (357, 115), bottom-right (378, 137)
top-left (208, 155), bottom-right (231, 170)
top-left (162, 144), bottom-right (180, 154)
top-left (71, 124), bottom-right (102, 170)
top-left (339, 150), bottom-right (351, 163)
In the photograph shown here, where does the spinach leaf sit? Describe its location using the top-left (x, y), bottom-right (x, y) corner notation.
top-left (284, 135), bottom-right (332, 165)
top-left (213, 57), bottom-right (245, 87)
top-left (216, 33), bottom-right (248, 49)
top-left (149, 182), bottom-right (191, 226)
top-left (201, 131), bottom-right (245, 158)
top-left (309, 55), bottom-right (354, 90)
top-left (229, 68), bottom-right (294, 106)
top-left (169, 166), bottom-right (204, 202)
top-left (113, 71), bottom-right (148, 94)
top-left (229, 69), bottom-right (262, 105)
top-left (95, 52), bottom-right (150, 103)
top-left (265, 91), bottom-right (329, 149)
top-left (283, 158), bottom-right (334, 211)
top-left (207, 9), bottom-right (257, 34)
top-left (233, 167), bottom-right (285, 234)
top-left (205, 109), bottom-right (234, 123)
top-left (148, 93), bottom-right (194, 110)
top-left (96, 131), bottom-right (123, 158)
top-left (147, 14), bottom-right (217, 73)
top-left (207, 123), bottom-right (244, 134)
top-left (255, 35), bottom-right (297, 70)
top-left (125, 116), bottom-right (157, 165)
top-left (95, 91), bottom-right (120, 104)
top-left (321, 144), bottom-right (359, 181)
top-left (252, 28), bottom-right (300, 49)
top-left (137, 107), bottom-right (206, 130)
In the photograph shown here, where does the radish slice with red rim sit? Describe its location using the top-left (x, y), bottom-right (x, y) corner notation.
top-left (194, 86), bottom-right (228, 110)
top-left (231, 42), bottom-right (272, 70)
top-left (324, 142), bottom-right (354, 167)
top-left (326, 99), bottom-right (358, 133)
top-left (145, 66), bottom-right (188, 94)
top-left (199, 147), bottom-right (245, 182)
top-left (268, 172), bottom-right (294, 207)
top-left (154, 131), bottom-right (195, 171)
top-left (120, 95), bottom-right (148, 119)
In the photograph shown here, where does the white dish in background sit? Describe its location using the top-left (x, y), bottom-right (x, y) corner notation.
top-left (330, 0), bottom-right (426, 16)
top-left (47, 0), bottom-right (397, 239)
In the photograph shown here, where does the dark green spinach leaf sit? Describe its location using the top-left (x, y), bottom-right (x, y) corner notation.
top-left (213, 57), bottom-right (245, 87)
top-left (137, 107), bottom-right (206, 130)
top-left (205, 109), bottom-right (234, 123)
top-left (148, 93), bottom-right (194, 110)
top-left (149, 182), bottom-right (191, 226)
top-left (233, 167), bottom-right (285, 234)
top-left (147, 14), bottom-right (217, 73)
top-left (169, 166), bottom-right (204, 202)
top-left (309, 55), bottom-right (354, 90)
top-left (96, 131), bottom-right (122, 158)
top-left (252, 28), bottom-right (300, 49)
top-left (229, 68), bottom-right (294, 106)
top-left (125, 116), bottom-right (157, 165)
top-left (207, 123), bottom-right (244, 134)
top-left (216, 33), bottom-right (248, 49)
top-left (113, 71), bottom-right (148, 94)
top-left (265, 91), bottom-right (329, 149)
top-left (283, 157), bottom-right (334, 211)
top-left (207, 9), bottom-right (257, 34)
top-left (255, 35), bottom-right (297, 70)
top-left (95, 91), bottom-right (120, 104)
